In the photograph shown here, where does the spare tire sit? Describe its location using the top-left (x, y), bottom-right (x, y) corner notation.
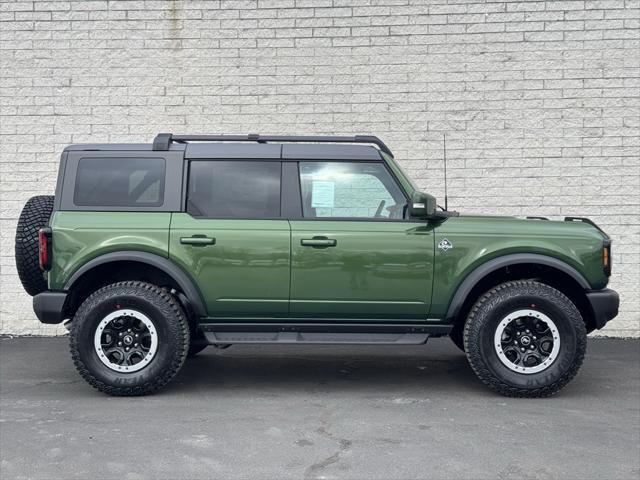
top-left (15, 195), bottom-right (54, 296)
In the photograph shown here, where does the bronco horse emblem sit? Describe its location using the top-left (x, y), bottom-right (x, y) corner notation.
top-left (438, 238), bottom-right (453, 251)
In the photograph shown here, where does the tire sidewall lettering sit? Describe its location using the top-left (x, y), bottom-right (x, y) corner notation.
top-left (465, 281), bottom-right (586, 396)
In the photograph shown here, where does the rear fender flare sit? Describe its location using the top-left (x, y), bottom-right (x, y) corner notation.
top-left (63, 251), bottom-right (207, 317)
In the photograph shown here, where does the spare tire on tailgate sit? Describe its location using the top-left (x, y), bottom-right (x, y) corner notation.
top-left (15, 195), bottom-right (54, 296)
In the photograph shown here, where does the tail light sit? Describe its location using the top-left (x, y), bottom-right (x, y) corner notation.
top-left (603, 240), bottom-right (612, 277)
top-left (38, 228), bottom-right (52, 271)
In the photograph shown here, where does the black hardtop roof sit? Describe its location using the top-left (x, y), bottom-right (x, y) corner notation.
top-left (63, 133), bottom-right (391, 161)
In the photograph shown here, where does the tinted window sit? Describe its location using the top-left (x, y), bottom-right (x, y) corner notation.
top-left (187, 161), bottom-right (281, 218)
top-left (299, 162), bottom-right (406, 219)
top-left (74, 157), bottom-right (165, 207)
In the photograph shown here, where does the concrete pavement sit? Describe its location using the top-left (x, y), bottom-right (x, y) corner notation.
top-left (0, 337), bottom-right (638, 480)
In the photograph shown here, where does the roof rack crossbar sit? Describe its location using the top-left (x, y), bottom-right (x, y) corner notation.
top-left (152, 133), bottom-right (394, 157)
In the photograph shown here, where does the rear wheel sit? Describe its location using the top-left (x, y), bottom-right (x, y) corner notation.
top-left (69, 281), bottom-right (190, 396)
top-left (15, 195), bottom-right (54, 296)
top-left (464, 280), bottom-right (586, 397)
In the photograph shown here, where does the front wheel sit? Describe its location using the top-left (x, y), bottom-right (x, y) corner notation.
top-left (464, 280), bottom-right (587, 398)
top-left (69, 281), bottom-right (190, 396)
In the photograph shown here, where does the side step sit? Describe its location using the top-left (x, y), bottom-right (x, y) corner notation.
top-left (200, 323), bottom-right (451, 345)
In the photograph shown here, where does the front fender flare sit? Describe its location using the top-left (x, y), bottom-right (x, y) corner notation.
top-left (445, 253), bottom-right (590, 322)
top-left (63, 251), bottom-right (207, 318)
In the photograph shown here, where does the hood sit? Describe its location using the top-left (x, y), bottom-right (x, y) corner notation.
top-left (447, 214), bottom-right (609, 242)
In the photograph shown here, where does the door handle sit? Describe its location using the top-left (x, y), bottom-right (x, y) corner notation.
top-left (300, 237), bottom-right (337, 248)
top-left (180, 236), bottom-right (216, 246)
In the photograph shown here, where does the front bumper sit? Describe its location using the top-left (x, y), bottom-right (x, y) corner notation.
top-left (586, 288), bottom-right (619, 329)
top-left (33, 292), bottom-right (67, 324)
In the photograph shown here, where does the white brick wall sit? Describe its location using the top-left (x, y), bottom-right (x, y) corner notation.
top-left (1, 0), bottom-right (638, 336)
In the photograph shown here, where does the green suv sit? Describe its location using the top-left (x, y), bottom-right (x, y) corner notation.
top-left (15, 134), bottom-right (619, 397)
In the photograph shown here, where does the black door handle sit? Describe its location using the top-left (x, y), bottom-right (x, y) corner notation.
top-left (180, 235), bottom-right (216, 246)
top-left (300, 237), bottom-right (337, 248)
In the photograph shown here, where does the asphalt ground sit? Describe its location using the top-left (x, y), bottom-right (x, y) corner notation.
top-left (0, 336), bottom-right (638, 480)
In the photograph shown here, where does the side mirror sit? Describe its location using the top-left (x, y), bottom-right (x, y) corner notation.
top-left (408, 191), bottom-right (437, 219)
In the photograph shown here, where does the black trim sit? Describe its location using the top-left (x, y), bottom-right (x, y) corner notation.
top-left (63, 251), bottom-right (207, 317)
top-left (586, 288), bottom-right (619, 329)
top-left (281, 162), bottom-right (303, 218)
top-left (200, 322), bottom-right (450, 345)
top-left (445, 253), bottom-right (591, 321)
top-left (281, 144), bottom-right (383, 161)
top-left (180, 156), bottom-right (189, 212)
top-left (152, 133), bottom-right (172, 151)
top-left (186, 143), bottom-right (282, 159)
top-left (33, 292), bottom-right (68, 324)
top-left (200, 322), bottom-right (452, 335)
top-left (153, 133), bottom-right (395, 157)
top-left (53, 151), bottom-right (67, 212)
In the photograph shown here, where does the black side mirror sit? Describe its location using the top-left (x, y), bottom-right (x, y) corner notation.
top-left (408, 191), bottom-right (437, 219)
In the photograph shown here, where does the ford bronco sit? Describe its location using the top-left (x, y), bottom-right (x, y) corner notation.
top-left (15, 133), bottom-right (619, 397)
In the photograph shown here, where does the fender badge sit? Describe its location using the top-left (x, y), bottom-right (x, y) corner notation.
top-left (438, 238), bottom-right (453, 251)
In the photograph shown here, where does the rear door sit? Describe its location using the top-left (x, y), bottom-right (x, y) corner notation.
top-left (288, 160), bottom-right (435, 320)
top-left (169, 160), bottom-right (290, 318)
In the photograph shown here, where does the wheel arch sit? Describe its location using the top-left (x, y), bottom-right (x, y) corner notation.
top-left (446, 254), bottom-right (596, 333)
top-left (63, 251), bottom-right (207, 319)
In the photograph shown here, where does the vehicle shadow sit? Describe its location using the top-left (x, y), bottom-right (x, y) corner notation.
top-left (169, 340), bottom-right (488, 395)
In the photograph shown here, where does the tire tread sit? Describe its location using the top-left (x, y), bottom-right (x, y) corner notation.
top-left (463, 280), bottom-right (587, 398)
top-left (15, 195), bottom-right (54, 296)
top-left (69, 281), bottom-right (189, 396)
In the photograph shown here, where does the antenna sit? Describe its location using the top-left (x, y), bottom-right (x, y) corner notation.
top-left (443, 133), bottom-right (448, 211)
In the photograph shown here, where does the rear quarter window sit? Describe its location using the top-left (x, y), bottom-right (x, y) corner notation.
top-left (74, 157), bottom-right (166, 207)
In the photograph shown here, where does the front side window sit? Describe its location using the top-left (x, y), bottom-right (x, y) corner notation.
top-left (299, 162), bottom-right (406, 219)
top-left (74, 157), bottom-right (165, 207)
top-left (187, 161), bottom-right (281, 218)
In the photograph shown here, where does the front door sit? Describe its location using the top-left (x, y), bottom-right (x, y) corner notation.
top-left (169, 160), bottom-right (290, 318)
top-left (289, 161), bottom-right (434, 320)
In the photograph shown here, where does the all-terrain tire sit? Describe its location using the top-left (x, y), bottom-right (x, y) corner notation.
top-left (15, 195), bottom-right (54, 296)
top-left (464, 280), bottom-right (587, 398)
top-left (69, 281), bottom-right (190, 396)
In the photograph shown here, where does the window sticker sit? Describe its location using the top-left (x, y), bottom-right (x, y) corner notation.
top-left (311, 181), bottom-right (335, 208)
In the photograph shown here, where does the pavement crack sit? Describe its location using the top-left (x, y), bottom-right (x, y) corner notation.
top-left (304, 414), bottom-right (352, 479)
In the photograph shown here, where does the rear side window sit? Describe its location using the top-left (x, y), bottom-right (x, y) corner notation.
top-left (74, 157), bottom-right (165, 207)
top-left (187, 161), bottom-right (281, 218)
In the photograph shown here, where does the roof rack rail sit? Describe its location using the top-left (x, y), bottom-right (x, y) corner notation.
top-left (151, 133), bottom-right (394, 157)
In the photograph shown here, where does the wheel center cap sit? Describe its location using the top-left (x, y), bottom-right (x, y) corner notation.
top-left (520, 335), bottom-right (531, 346)
top-left (123, 335), bottom-right (133, 345)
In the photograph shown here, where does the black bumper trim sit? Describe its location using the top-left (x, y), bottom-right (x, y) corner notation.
top-left (586, 288), bottom-right (619, 329)
top-left (33, 292), bottom-right (68, 324)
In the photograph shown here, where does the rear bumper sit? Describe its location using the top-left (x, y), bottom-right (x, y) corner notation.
top-left (33, 292), bottom-right (67, 324)
top-left (586, 288), bottom-right (619, 329)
